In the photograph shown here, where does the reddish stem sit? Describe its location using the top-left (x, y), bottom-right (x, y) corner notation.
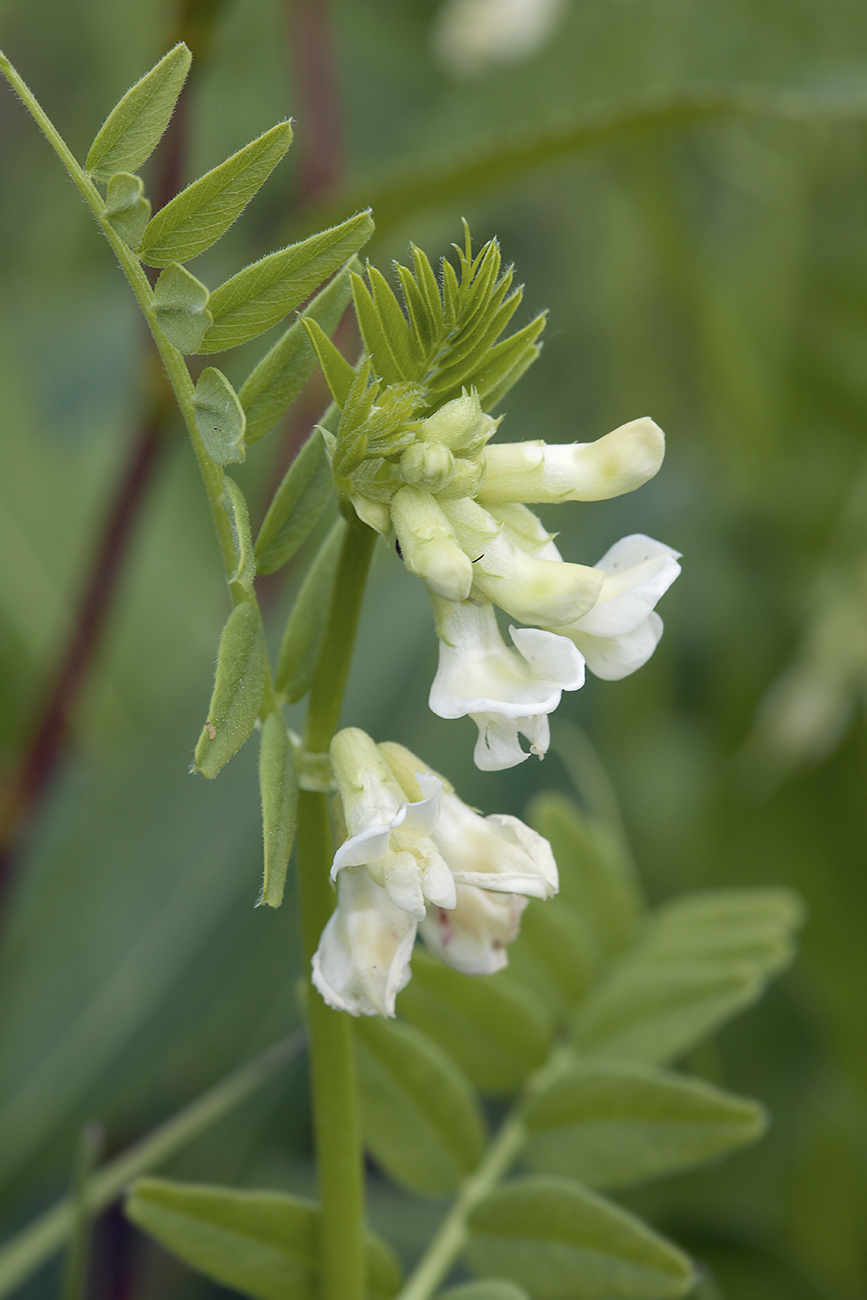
top-left (287, 0), bottom-right (344, 209)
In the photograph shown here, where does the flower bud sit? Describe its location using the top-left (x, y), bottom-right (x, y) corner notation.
top-left (417, 391), bottom-right (499, 454)
top-left (478, 417), bottom-right (665, 504)
top-left (400, 439), bottom-right (455, 492)
top-left (391, 486), bottom-right (474, 601)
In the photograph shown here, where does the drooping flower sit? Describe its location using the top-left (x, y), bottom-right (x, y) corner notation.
top-left (429, 596), bottom-right (584, 769)
top-left (311, 731), bottom-right (558, 1015)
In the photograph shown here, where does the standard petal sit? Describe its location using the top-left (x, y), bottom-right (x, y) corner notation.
top-left (419, 884), bottom-right (528, 975)
top-left (311, 867), bottom-right (417, 1017)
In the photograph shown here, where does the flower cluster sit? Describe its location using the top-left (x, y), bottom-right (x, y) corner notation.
top-left (343, 390), bottom-right (681, 769)
top-left (312, 728), bottom-right (558, 1016)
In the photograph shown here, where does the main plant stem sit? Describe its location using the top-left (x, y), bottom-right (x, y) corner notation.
top-left (298, 516), bottom-right (375, 1300)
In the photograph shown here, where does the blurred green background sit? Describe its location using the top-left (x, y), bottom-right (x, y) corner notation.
top-left (1, 0), bottom-right (867, 1296)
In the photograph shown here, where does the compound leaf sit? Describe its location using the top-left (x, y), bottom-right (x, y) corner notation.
top-left (397, 949), bottom-right (550, 1095)
top-left (465, 1176), bottom-right (694, 1299)
top-left (87, 43), bottom-right (191, 182)
top-left (354, 1017), bottom-right (486, 1196)
top-left (197, 210), bottom-right (373, 353)
top-left (524, 1059), bottom-right (765, 1190)
top-left (126, 1178), bottom-right (402, 1300)
top-left (139, 122), bottom-right (292, 267)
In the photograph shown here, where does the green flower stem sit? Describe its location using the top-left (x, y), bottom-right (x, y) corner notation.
top-left (0, 51), bottom-right (236, 584)
top-left (296, 515), bottom-right (376, 1300)
top-left (397, 1046), bottom-right (574, 1300)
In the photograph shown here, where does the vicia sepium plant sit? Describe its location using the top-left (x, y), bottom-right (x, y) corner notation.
top-left (0, 41), bottom-right (799, 1300)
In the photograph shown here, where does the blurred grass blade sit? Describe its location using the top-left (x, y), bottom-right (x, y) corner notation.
top-left (86, 43), bottom-right (191, 182)
top-left (0, 1035), bottom-right (303, 1299)
top-left (139, 122), bottom-right (293, 267)
top-left (60, 1123), bottom-right (103, 1300)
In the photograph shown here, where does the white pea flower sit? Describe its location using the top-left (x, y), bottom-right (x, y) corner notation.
top-left (431, 0), bottom-right (569, 80)
top-left (441, 496), bottom-right (604, 627)
top-left (429, 597), bottom-right (584, 769)
top-left (420, 884), bottom-right (528, 975)
top-left (312, 732), bottom-right (559, 1016)
top-left (478, 418), bottom-right (666, 505)
top-left (312, 867), bottom-right (417, 1018)
top-left (548, 534), bottom-right (682, 680)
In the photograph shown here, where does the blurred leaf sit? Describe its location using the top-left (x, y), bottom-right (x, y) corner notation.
top-left (397, 949), bottom-right (550, 1095)
top-left (86, 43), bottom-right (191, 182)
top-left (239, 264), bottom-right (355, 446)
top-left (0, 1037), bottom-right (302, 1299)
top-left (139, 122), bottom-right (293, 267)
top-left (126, 1178), bottom-right (402, 1300)
top-left (104, 171), bottom-right (150, 249)
top-left (439, 1286), bottom-right (529, 1300)
top-left (640, 890), bottom-right (804, 974)
top-left (153, 262), bottom-right (213, 353)
top-left (196, 210), bottom-right (373, 353)
top-left (524, 1059), bottom-right (765, 1189)
top-left (465, 1175), bottom-right (694, 1299)
top-left (254, 431), bottom-right (334, 576)
top-left (257, 714), bottom-right (298, 909)
top-left (573, 961), bottom-right (765, 1066)
top-left (275, 518), bottom-right (344, 704)
top-left (527, 793), bottom-right (641, 959)
top-left (503, 899), bottom-right (600, 1020)
top-left (354, 1016), bottom-right (486, 1196)
top-left (194, 602), bottom-right (267, 778)
top-left (193, 367), bottom-right (247, 464)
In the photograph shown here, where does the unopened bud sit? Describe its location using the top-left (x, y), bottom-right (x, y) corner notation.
top-left (400, 439), bottom-right (455, 491)
top-left (418, 392), bottom-right (499, 454)
top-left (391, 487), bottom-right (473, 601)
top-left (478, 418), bottom-right (666, 504)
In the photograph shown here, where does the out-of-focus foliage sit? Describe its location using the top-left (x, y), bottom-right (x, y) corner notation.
top-left (2, 0), bottom-right (867, 1297)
